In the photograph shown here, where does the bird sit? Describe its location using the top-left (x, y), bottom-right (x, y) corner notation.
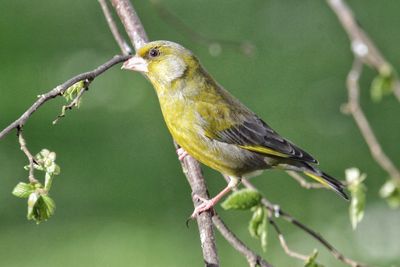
top-left (122, 40), bottom-right (349, 218)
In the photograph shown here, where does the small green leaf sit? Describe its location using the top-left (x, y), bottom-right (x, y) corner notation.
top-left (346, 168), bottom-right (367, 229)
top-left (249, 206), bottom-right (264, 237)
top-left (41, 195), bottom-right (56, 218)
top-left (248, 206), bottom-right (268, 251)
top-left (12, 182), bottom-right (35, 198)
top-left (27, 192), bottom-right (56, 224)
top-left (27, 192), bottom-right (40, 221)
top-left (221, 189), bottom-right (261, 210)
top-left (304, 250), bottom-right (324, 267)
top-left (379, 179), bottom-right (400, 208)
top-left (260, 215), bottom-right (268, 252)
top-left (370, 69), bottom-right (395, 102)
top-left (63, 81), bottom-right (84, 101)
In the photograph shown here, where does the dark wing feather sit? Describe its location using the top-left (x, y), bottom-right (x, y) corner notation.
top-left (213, 116), bottom-right (318, 164)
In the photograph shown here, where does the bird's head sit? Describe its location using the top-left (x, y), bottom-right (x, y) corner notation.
top-left (122, 41), bottom-right (199, 85)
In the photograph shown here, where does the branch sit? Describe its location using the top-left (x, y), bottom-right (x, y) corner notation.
top-left (286, 171), bottom-right (328, 190)
top-left (106, 1), bottom-right (221, 265)
top-left (179, 152), bottom-right (219, 267)
top-left (110, 0), bottom-right (149, 50)
top-left (326, 0), bottom-right (400, 101)
top-left (98, 0), bottom-right (132, 55)
top-left (327, 0), bottom-right (400, 183)
top-left (268, 218), bottom-right (308, 261)
top-left (343, 59), bottom-right (400, 182)
top-left (52, 78), bottom-right (90, 124)
top-left (17, 129), bottom-right (38, 184)
top-left (241, 179), bottom-right (368, 267)
top-left (212, 213), bottom-right (272, 267)
top-left (0, 55), bottom-right (129, 140)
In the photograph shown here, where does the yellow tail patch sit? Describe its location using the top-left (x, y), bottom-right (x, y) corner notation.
top-left (304, 171), bottom-right (329, 188)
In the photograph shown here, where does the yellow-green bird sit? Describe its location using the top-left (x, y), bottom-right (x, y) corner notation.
top-left (122, 40), bottom-right (348, 217)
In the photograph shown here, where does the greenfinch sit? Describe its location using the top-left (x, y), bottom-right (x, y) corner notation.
top-left (122, 41), bottom-right (348, 217)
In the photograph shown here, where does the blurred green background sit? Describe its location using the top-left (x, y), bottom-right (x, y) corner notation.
top-left (0, 0), bottom-right (399, 266)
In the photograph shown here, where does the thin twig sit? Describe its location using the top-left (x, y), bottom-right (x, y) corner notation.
top-left (241, 178), bottom-right (368, 267)
top-left (286, 171), bottom-right (327, 190)
top-left (110, 0), bottom-right (149, 50)
top-left (326, 0), bottom-right (400, 101)
top-left (212, 213), bottom-right (272, 267)
top-left (98, 0), bottom-right (132, 55)
top-left (52, 79), bottom-right (90, 124)
top-left (0, 55), bottom-right (130, 140)
top-left (343, 58), bottom-right (400, 182)
top-left (17, 128), bottom-right (38, 184)
top-left (268, 218), bottom-right (308, 261)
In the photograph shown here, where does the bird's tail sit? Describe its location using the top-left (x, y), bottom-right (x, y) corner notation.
top-left (303, 168), bottom-right (349, 200)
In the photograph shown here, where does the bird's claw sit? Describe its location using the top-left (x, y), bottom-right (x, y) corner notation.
top-left (189, 194), bottom-right (215, 219)
top-left (176, 147), bottom-right (189, 161)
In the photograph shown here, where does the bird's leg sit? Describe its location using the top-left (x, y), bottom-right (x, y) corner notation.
top-left (176, 147), bottom-right (189, 161)
top-left (190, 176), bottom-right (241, 219)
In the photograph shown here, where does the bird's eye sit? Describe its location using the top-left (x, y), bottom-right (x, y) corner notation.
top-left (149, 48), bottom-right (160, 58)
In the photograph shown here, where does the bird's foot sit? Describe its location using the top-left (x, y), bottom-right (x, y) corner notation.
top-left (188, 177), bottom-right (240, 220)
top-left (176, 147), bottom-right (189, 161)
top-left (190, 194), bottom-right (216, 219)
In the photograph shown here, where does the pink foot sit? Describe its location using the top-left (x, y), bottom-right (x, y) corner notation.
top-left (176, 147), bottom-right (189, 161)
top-left (190, 194), bottom-right (216, 218)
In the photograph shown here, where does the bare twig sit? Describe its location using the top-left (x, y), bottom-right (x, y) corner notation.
top-left (98, 0), bottom-right (132, 55)
top-left (268, 218), bottom-right (308, 261)
top-left (212, 213), bottom-right (272, 267)
top-left (0, 55), bottom-right (130, 140)
top-left (17, 129), bottom-right (38, 184)
top-left (286, 171), bottom-right (327, 190)
top-left (326, 0), bottom-right (400, 101)
top-left (241, 178), bottom-right (368, 267)
top-left (52, 79), bottom-right (90, 124)
top-left (343, 58), bottom-right (400, 182)
top-left (110, 0), bottom-right (149, 50)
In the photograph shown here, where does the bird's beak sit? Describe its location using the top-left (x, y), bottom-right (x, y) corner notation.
top-left (121, 56), bottom-right (148, 73)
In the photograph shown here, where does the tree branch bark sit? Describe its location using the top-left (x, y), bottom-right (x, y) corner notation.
top-left (212, 213), bottom-right (272, 267)
top-left (326, 0), bottom-right (400, 101)
top-left (344, 59), bottom-right (400, 182)
top-left (0, 55), bottom-right (129, 140)
top-left (99, 0), bottom-right (132, 55)
top-left (327, 0), bottom-right (400, 183)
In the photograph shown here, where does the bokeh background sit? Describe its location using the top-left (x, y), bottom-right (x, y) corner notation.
top-left (0, 1), bottom-right (399, 266)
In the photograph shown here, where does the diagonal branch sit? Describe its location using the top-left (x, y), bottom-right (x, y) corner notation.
top-left (268, 218), bottom-right (308, 262)
top-left (212, 213), bottom-right (272, 267)
top-left (286, 171), bottom-right (328, 190)
top-left (99, 0), bottom-right (132, 55)
top-left (0, 54), bottom-right (130, 140)
top-left (241, 178), bottom-right (368, 267)
top-left (326, 0), bottom-right (400, 101)
top-left (110, 0), bottom-right (148, 50)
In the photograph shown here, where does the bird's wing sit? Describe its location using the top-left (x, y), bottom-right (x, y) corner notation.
top-left (208, 115), bottom-right (318, 164)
